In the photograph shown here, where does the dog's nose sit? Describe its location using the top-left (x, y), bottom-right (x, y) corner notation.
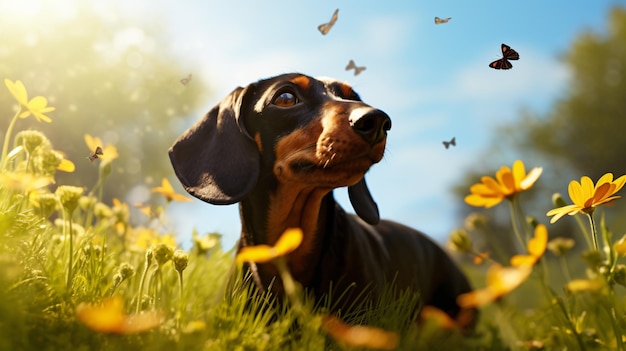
top-left (350, 109), bottom-right (391, 145)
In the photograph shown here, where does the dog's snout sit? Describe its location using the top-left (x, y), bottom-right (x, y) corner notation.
top-left (350, 109), bottom-right (391, 144)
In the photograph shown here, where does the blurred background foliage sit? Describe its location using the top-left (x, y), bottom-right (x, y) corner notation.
top-left (0, 3), bottom-right (209, 206)
top-left (453, 7), bottom-right (626, 259)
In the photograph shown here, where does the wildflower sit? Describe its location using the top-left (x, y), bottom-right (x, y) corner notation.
top-left (151, 178), bottom-right (192, 203)
top-left (457, 264), bottom-right (532, 308)
top-left (546, 173), bottom-right (626, 224)
top-left (192, 231), bottom-right (221, 254)
top-left (30, 192), bottom-right (58, 218)
top-left (153, 243), bottom-right (174, 266)
top-left (236, 228), bottom-right (303, 263)
top-left (447, 229), bottom-right (472, 253)
top-left (56, 151), bottom-right (75, 173)
top-left (465, 160), bottom-right (543, 208)
top-left (615, 234), bottom-right (626, 256)
top-left (0, 172), bottom-right (52, 193)
top-left (173, 249), bottom-right (189, 272)
top-left (464, 212), bottom-right (488, 231)
top-left (4, 79), bottom-right (55, 123)
top-left (118, 263), bottom-right (135, 280)
top-left (565, 279), bottom-right (603, 293)
top-left (321, 315), bottom-right (399, 351)
top-left (547, 237), bottom-right (576, 256)
top-left (76, 296), bottom-right (162, 334)
top-left (55, 185), bottom-right (84, 214)
top-left (510, 224), bottom-right (548, 267)
top-left (84, 134), bottom-right (119, 164)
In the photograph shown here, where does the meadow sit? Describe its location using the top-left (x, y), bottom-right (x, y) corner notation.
top-left (2, 78), bottom-right (626, 350)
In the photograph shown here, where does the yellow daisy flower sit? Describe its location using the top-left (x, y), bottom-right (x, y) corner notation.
top-left (465, 160), bottom-right (543, 208)
top-left (510, 224), bottom-right (548, 267)
top-left (76, 297), bottom-right (162, 334)
top-left (236, 228), bottom-right (303, 263)
top-left (4, 79), bottom-right (55, 123)
top-left (546, 173), bottom-right (626, 224)
top-left (457, 264), bottom-right (532, 308)
top-left (151, 178), bottom-right (192, 203)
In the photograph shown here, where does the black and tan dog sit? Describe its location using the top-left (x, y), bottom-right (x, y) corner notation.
top-left (169, 73), bottom-right (474, 325)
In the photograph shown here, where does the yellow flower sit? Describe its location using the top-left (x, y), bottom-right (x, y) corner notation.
top-left (56, 150), bottom-right (76, 173)
top-left (151, 178), bottom-right (192, 202)
top-left (236, 228), bottom-right (303, 263)
top-left (4, 79), bottom-right (55, 123)
top-left (321, 315), bottom-right (399, 351)
top-left (457, 264), bottom-right (532, 308)
top-left (0, 172), bottom-right (52, 193)
top-left (546, 173), bottom-right (626, 224)
top-left (615, 235), bottom-right (626, 256)
top-left (465, 160), bottom-right (543, 208)
top-left (76, 297), bottom-right (162, 334)
top-left (565, 279), bottom-right (604, 293)
top-left (84, 134), bottom-right (119, 164)
top-left (510, 224), bottom-right (548, 267)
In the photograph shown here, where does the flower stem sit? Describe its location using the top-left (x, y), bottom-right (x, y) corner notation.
top-left (136, 254), bottom-right (153, 313)
top-left (273, 257), bottom-right (302, 313)
top-left (508, 200), bottom-right (526, 250)
top-left (587, 213), bottom-right (599, 252)
top-left (0, 109), bottom-right (21, 171)
top-left (66, 213), bottom-right (75, 291)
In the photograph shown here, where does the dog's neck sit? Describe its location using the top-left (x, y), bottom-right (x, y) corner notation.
top-left (239, 181), bottom-right (334, 288)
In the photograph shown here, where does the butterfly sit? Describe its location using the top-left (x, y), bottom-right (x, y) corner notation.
top-left (434, 17), bottom-right (451, 24)
top-left (489, 44), bottom-right (520, 70)
top-left (443, 137), bottom-right (456, 149)
top-left (180, 73), bottom-right (192, 86)
top-left (318, 9), bottom-right (339, 35)
top-left (345, 59), bottom-right (366, 76)
top-left (88, 146), bottom-right (103, 162)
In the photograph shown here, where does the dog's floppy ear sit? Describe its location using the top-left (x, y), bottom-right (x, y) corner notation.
top-left (168, 87), bottom-right (259, 205)
top-left (348, 178), bottom-right (380, 225)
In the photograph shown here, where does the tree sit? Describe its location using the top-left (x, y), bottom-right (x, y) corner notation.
top-left (0, 3), bottom-right (208, 204)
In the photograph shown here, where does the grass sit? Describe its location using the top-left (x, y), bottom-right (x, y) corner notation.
top-left (2, 86), bottom-right (626, 350)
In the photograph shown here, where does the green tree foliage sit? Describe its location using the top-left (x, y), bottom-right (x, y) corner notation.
top-left (517, 6), bottom-right (626, 181)
top-left (0, 3), bottom-right (208, 203)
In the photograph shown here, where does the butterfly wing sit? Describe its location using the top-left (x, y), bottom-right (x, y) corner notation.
top-left (489, 58), bottom-right (513, 70)
top-left (354, 66), bottom-right (366, 76)
top-left (95, 146), bottom-right (103, 155)
top-left (450, 137), bottom-right (456, 146)
top-left (345, 59), bottom-right (356, 70)
top-left (318, 9), bottom-right (338, 35)
top-left (434, 17), bottom-right (442, 24)
top-left (501, 44), bottom-right (519, 60)
top-left (443, 141), bottom-right (450, 149)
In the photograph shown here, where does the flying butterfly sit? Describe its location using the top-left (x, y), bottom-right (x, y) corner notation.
top-left (434, 17), bottom-right (451, 24)
top-left (318, 9), bottom-right (339, 35)
top-left (180, 74), bottom-right (192, 86)
top-left (88, 146), bottom-right (103, 162)
top-left (443, 137), bottom-right (456, 149)
top-left (345, 59), bottom-right (366, 76)
top-left (489, 44), bottom-right (520, 70)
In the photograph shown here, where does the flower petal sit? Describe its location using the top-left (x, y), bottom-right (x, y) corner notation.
top-left (511, 160), bottom-right (526, 189)
top-left (547, 205), bottom-right (580, 224)
top-left (4, 79), bottom-right (28, 105)
top-left (236, 245), bottom-right (276, 263)
top-left (274, 228), bottom-right (303, 255)
top-left (520, 167), bottom-right (543, 190)
top-left (567, 180), bottom-right (584, 207)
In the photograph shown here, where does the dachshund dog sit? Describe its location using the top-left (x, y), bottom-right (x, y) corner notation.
top-left (169, 73), bottom-right (475, 326)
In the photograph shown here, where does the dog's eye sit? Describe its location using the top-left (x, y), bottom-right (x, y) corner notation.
top-left (272, 91), bottom-right (299, 107)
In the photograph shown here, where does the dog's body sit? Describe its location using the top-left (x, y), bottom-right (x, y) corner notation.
top-left (169, 73), bottom-right (473, 324)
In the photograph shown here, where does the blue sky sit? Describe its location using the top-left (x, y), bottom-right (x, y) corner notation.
top-left (4, 0), bottom-right (624, 249)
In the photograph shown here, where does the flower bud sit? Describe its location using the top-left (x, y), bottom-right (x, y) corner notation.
top-left (547, 237), bottom-right (575, 256)
top-left (448, 229), bottom-right (472, 253)
top-left (551, 193), bottom-right (567, 208)
top-left (173, 250), bottom-right (189, 272)
top-left (153, 244), bottom-right (174, 266)
top-left (55, 185), bottom-right (84, 214)
top-left (464, 213), bottom-right (487, 231)
top-left (118, 263), bottom-right (135, 280)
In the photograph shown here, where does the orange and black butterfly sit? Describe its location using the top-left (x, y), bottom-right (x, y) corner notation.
top-left (443, 137), bottom-right (456, 149)
top-left (318, 9), bottom-right (339, 35)
top-left (88, 146), bottom-right (103, 162)
top-left (489, 44), bottom-right (519, 70)
top-left (434, 17), bottom-right (451, 24)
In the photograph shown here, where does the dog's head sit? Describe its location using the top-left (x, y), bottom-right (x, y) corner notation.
top-left (169, 73), bottom-right (391, 224)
